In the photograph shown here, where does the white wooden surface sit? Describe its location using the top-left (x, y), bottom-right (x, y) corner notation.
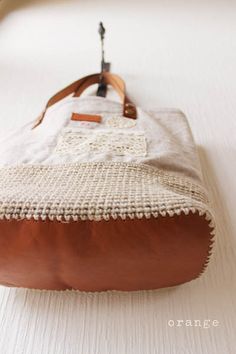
top-left (0, 1), bottom-right (236, 353)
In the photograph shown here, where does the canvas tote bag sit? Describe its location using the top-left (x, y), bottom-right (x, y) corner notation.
top-left (0, 73), bottom-right (215, 291)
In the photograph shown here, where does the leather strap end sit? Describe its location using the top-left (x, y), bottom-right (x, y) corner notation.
top-left (123, 102), bottom-right (137, 119)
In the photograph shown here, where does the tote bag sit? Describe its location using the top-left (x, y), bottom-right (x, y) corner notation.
top-left (0, 73), bottom-right (215, 291)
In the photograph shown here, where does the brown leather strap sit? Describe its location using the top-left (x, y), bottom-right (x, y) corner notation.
top-left (74, 73), bottom-right (126, 98)
top-left (73, 73), bottom-right (136, 119)
top-left (32, 73), bottom-right (137, 128)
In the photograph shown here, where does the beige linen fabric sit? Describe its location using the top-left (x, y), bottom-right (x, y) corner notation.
top-left (0, 96), bottom-right (202, 181)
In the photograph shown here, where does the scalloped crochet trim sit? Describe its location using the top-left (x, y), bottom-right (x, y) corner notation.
top-left (196, 211), bottom-right (216, 279)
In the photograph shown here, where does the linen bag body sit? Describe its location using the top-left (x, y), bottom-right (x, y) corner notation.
top-left (0, 74), bottom-right (215, 291)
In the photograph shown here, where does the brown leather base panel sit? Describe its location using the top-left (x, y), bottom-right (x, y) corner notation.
top-left (0, 214), bottom-right (212, 291)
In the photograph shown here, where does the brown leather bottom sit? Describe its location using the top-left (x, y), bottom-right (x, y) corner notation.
top-left (0, 214), bottom-right (212, 291)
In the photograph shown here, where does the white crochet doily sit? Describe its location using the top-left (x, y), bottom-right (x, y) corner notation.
top-left (105, 116), bottom-right (137, 129)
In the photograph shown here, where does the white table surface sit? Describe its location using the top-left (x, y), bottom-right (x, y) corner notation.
top-left (0, 1), bottom-right (235, 353)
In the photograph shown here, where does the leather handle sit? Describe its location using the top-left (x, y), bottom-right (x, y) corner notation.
top-left (73, 73), bottom-right (125, 100)
top-left (73, 72), bottom-right (136, 119)
top-left (32, 73), bottom-right (137, 129)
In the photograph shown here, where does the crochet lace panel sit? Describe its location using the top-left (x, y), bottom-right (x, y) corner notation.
top-left (54, 129), bottom-right (147, 157)
top-left (0, 162), bottom-right (214, 223)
